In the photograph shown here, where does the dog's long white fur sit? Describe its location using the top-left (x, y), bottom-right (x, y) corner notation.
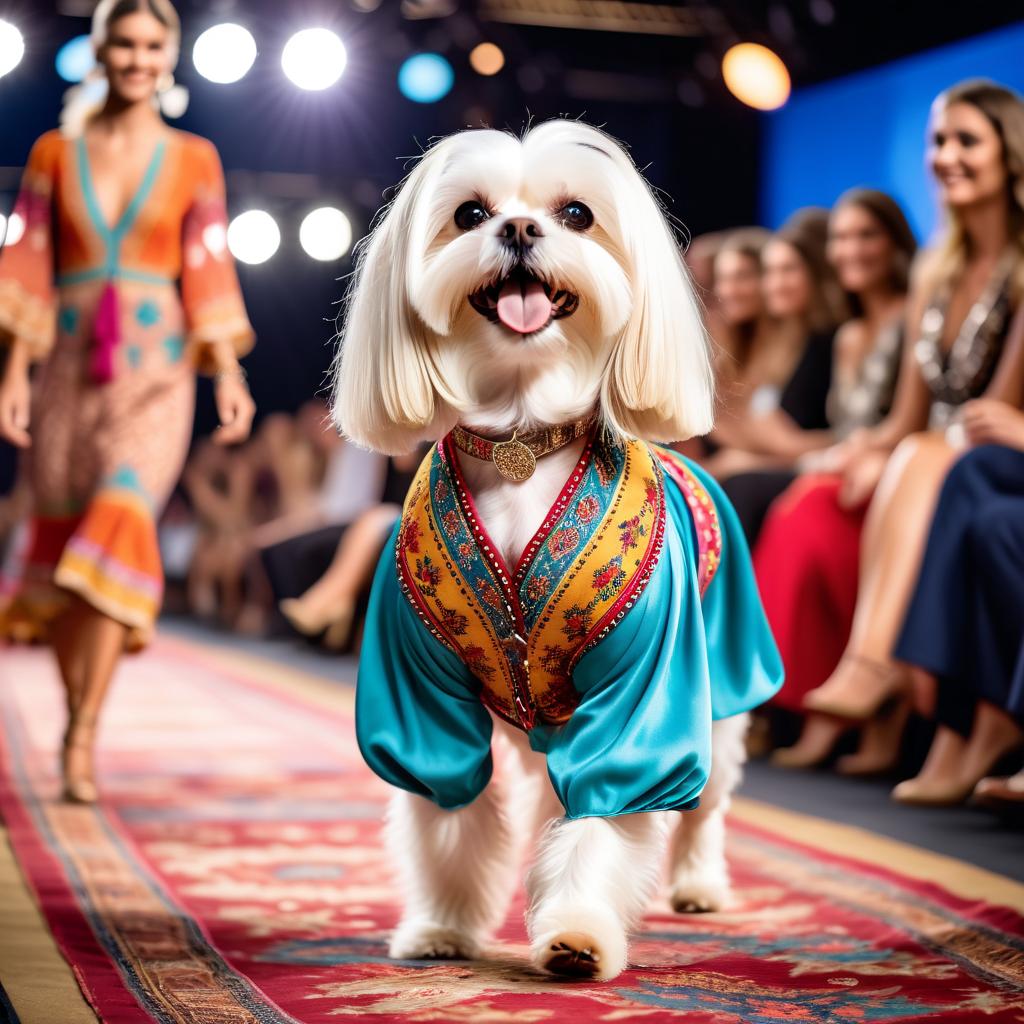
top-left (332, 120), bottom-right (747, 980)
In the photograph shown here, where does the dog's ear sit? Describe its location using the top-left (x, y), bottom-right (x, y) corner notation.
top-left (601, 160), bottom-right (714, 444)
top-left (332, 147), bottom-right (451, 454)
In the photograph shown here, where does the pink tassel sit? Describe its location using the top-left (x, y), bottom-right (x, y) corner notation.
top-left (90, 281), bottom-right (120, 384)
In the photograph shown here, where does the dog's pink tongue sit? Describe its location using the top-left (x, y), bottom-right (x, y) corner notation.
top-left (496, 279), bottom-right (550, 334)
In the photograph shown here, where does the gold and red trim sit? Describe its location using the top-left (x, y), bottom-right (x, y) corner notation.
top-left (657, 450), bottom-right (722, 596)
top-left (394, 432), bottom-right (678, 731)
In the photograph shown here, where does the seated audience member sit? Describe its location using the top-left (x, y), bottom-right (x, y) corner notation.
top-left (182, 439), bottom-right (254, 626)
top-left (710, 208), bottom-right (848, 541)
top-left (707, 227), bottom-right (773, 428)
top-left (766, 80), bottom-right (1024, 771)
top-left (278, 451), bottom-right (422, 650)
top-left (890, 401), bottom-right (1024, 804)
top-left (748, 190), bottom-right (915, 738)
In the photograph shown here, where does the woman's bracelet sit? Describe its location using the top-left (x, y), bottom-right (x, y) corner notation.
top-left (214, 365), bottom-right (248, 385)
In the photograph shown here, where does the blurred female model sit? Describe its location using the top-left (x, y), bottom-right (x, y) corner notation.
top-left (767, 80), bottom-right (1024, 770)
top-left (0, 0), bottom-right (255, 802)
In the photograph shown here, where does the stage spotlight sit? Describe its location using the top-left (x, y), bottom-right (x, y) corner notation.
top-left (0, 214), bottom-right (6, 245)
top-left (3, 212), bottom-right (24, 247)
top-left (282, 28), bottom-right (346, 91)
top-left (56, 34), bottom-right (94, 83)
top-left (398, 53), bottom-right (453, 103)
top-left (721, 43), bottom-right (790, 111)
top-left (469, 42), bottom-right (504, 76)
top-left (299, 207), bottom-right (352, 262)
top-left (227, 210), bottom-right (280, 265)
top-left (0, 19), bottom-right (25, 79)
top-left (193, 23), bottom-right (257, 84)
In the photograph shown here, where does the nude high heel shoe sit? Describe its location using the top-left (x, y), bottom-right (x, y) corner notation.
top-left (836, 695), bottom-right (912, 777)
top-left (771, 714), bottom-right (849, 769)
top-left (803, 654), bottom-right (909, 721)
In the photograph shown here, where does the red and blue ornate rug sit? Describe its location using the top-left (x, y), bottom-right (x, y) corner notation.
top-left (1, 638), bottom-right (1023, 1023)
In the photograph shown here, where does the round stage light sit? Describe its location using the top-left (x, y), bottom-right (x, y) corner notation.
top-left (398, 53), bottom-right (453, 103)
top-left (227, 210), bottom-right (280, 265)
top-left (721, 43), bottom-right (790, 111)
top-left (299, 207), bottom-right (352, 262)
top-left (0, 19), bottom-right (25, 79)
top-left (282, 28), bottom-right (346, 91)
top-left (193, 23), bottom-right (257, 84)
top-left (0, 214), bottom-right (6, 246)
top-left (56, 34), bottom-right (95, 83)
top-left (3, 212), bottom-right (24, 247)
top-left (469, 42), bottom-right (504, 76)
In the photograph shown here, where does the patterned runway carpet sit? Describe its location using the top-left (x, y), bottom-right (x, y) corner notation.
top-left (1, 638), bottom-right (1023, 1023)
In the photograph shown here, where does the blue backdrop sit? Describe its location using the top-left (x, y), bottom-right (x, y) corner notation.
top-left (760, 22), bottom-right (1024, 242)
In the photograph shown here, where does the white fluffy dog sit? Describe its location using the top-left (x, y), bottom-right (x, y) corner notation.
top-left (332, 120), bottom-right (752, 981)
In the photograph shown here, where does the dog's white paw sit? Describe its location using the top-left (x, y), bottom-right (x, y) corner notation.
top-left (669, 869), bottom-right (730, 913)
top-left (530, 909), bottom-right (627, 981)
top-left (388, 921), bottom-right (481, 961)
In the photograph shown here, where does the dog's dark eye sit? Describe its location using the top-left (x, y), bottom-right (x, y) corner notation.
top-left (559, 201), bottom-right (594, 231)
top-left (454, 201), bottom-right (490, 231)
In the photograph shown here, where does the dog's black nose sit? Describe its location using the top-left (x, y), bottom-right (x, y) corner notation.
top-left (500, 216), bottom-right (544, 247)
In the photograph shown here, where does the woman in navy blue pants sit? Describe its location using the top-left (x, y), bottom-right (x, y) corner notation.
top-left (892, 401), bottom-right (1024, 805)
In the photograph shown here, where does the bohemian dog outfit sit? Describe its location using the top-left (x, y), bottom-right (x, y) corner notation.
top-left (356, 428), bottom-right (783, 818)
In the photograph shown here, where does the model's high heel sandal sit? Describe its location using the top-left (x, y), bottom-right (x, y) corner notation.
top-left (62, 715), bottom-right (98, 805)
top-left (803, 654), bottom-right (909, 721)
top-left (835, 694), bottom-right (912, 777)
top-left (771, 713), bottom-right (849, 769)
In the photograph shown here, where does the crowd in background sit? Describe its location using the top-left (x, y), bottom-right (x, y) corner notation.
top-left (688, 78), bottom-right (1024, 816)
top-left (1, 76), bottom-right (1022, 821)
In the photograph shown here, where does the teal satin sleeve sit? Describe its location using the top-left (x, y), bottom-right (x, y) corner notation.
top-left (681, 458), bottom-right (784, 719)
top-left (531, 498), bottom-right (711, 819)
top-left (532, 454), bottom-right (783, 820)
top-left (355, 523), bottom-right (494, 810)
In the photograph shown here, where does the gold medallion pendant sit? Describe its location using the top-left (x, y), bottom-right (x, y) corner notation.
top-left (491, 433), bottom-right (537, 482)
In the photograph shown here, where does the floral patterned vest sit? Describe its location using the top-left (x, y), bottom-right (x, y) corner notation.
top-left (395, 431), bottom-right (721, 730)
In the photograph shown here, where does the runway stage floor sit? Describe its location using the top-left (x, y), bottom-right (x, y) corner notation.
top-left (1, 632), bottom-right (1023, 1023)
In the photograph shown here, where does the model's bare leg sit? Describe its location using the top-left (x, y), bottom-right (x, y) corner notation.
top-left (51, 598), bottom-right (87, 715)
top-left (58, 598), bottom-right (127, 803)
top-left (804, 433), bottom-right (955, 721)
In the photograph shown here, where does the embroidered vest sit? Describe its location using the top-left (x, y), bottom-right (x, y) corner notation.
top-left (395, 432), bottom-right (721, 730)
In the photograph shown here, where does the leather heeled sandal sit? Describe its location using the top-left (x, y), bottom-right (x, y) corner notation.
top-left (803, 654), bottom-right (909, 722)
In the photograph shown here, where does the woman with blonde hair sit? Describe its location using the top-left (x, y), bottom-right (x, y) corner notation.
top-left (769, 79), bottom-right (1024, 771)
top-left (0, 0), bottom-right (256, 802)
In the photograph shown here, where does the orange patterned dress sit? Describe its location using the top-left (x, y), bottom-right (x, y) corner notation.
top-left (0, 129), bottom-right (253, 648)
